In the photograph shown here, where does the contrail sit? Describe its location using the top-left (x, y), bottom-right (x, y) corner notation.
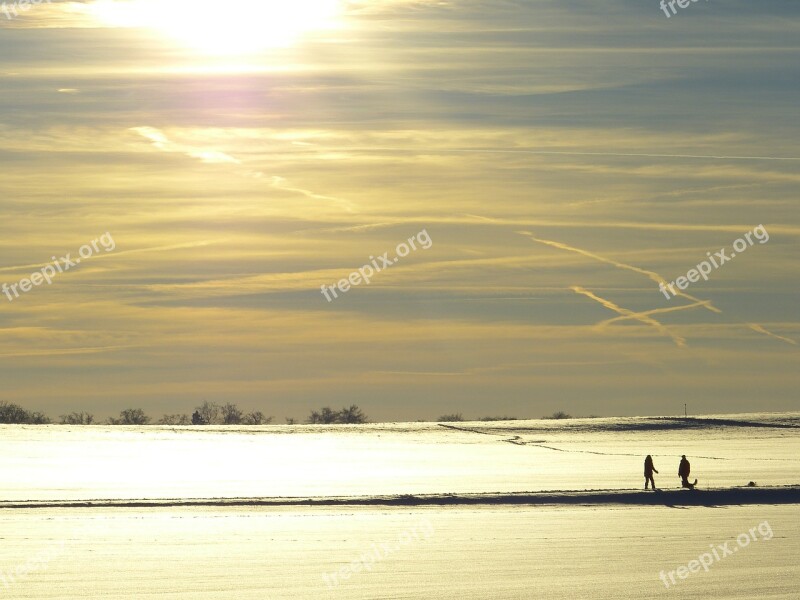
top-left (332, 147), bottom-right (800, 162)
top-left (596, 301), bottom-right (708, 330)
top-left (269, 176), bottom-right (357, 213)
top-left (747, 324), bottom-right (797, 346)
top-left (0, 345), bottom-right (135, 359)
top-left (0, 240), bottom-right (219, 273)
top-left (519, 231), bottom-right (721, 313)
top-left (571, 286), bottom-right (686, 347)
top-left (518, 231), bottom-right (796, 346)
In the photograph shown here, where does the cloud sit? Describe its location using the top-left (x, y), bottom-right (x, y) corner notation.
top-left (0, 240), bottom-right (219, 273)
top-left (131, 126), bottom-right (241, 164)
top-left (269, 176), bottom-right (357, 213)
top-left (0, 345), bottom-right (134, 358)
top-left (0, 0), bottom-right (798, 418)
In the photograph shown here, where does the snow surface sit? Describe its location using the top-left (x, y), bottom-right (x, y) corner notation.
top-left (1, 413), bottom-right (797, 502)
top-left (0, 413), bottom-right (797, 598)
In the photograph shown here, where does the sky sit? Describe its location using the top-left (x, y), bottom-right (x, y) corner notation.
top-left (0, 0), bottom-right (798, 422)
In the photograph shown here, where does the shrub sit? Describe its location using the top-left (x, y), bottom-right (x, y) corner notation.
top-left (437, 413), bottom-right (464, 422)
top-left (338, 405), bottom-right (367, 424)
top-left (543, 411), bottom-right (572, 420)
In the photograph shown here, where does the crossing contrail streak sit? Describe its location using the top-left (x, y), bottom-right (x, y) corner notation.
top-left (519, 231), bottom-right (721, 313)
top-left (596, 301), bottom-right (708, 330)
top-left (747, 324), bottom-right (798, 346)
top-left (571, 286), bottom-right (687, 347)
top-left (517, 231), bottom-right (796, 347)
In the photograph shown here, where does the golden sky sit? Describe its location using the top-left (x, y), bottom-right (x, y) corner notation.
top-left (0, 0), bottom-right (798, 420)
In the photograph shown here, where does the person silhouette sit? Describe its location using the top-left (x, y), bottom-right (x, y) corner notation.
top-left (644, 455), bottom-right (658, 490)
top-left (678, 455), bottom-right (697, 489)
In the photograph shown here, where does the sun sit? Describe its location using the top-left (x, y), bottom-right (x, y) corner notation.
top-left (92, 0), bottom-right (342, 56)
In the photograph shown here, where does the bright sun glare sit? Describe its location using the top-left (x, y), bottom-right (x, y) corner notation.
top-left (92, 0), bottom-right (342, 55)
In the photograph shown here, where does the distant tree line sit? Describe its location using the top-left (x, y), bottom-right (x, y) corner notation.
top-left (437, 414), bottom-right (520, 422)
top-left (0, 401), bottom-right (367, 426)
top-left (186, 401), bottom-right (273, 425)
top-left (435, 412), bottom-right (580, 421)
top-left (0, 401), bottom-right (580, 426)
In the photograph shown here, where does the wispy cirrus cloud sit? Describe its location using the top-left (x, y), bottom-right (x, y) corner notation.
top-left (0, 0), bottom-right (798, 419)
top-left (131, 126), bottom-right (241, 164)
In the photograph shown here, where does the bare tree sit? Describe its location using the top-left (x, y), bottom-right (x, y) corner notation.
top-left (242, 411), bottom-right (272, 425)
top-left (221, 403), bottom-right (244, 425)
top-left (108, 408), bottom-right (150, 425)
top-left (194, 401), bottom-right (221, 425)
top-left (307, 407), bottom-right (339, 424)
top-left (338, 405), bottom-right (367, 424)
top-left (0, 402), bottom-right (51, 424)
top-left (307, 405), bottom-right (368, 424)
top-left (29, 412), bottom-right (51, 424)
top-left (60, 412), bottom-right (95, 425)
top-left (159, 414), bottom-right (190, 425)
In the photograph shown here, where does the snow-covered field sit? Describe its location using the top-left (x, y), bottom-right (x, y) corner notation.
top-left (0, 414), bottom-right (798, 598)
top-left (2, 413), bottom-right (798, 501)
top-left (1, 504), bottom-right (797, 599)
